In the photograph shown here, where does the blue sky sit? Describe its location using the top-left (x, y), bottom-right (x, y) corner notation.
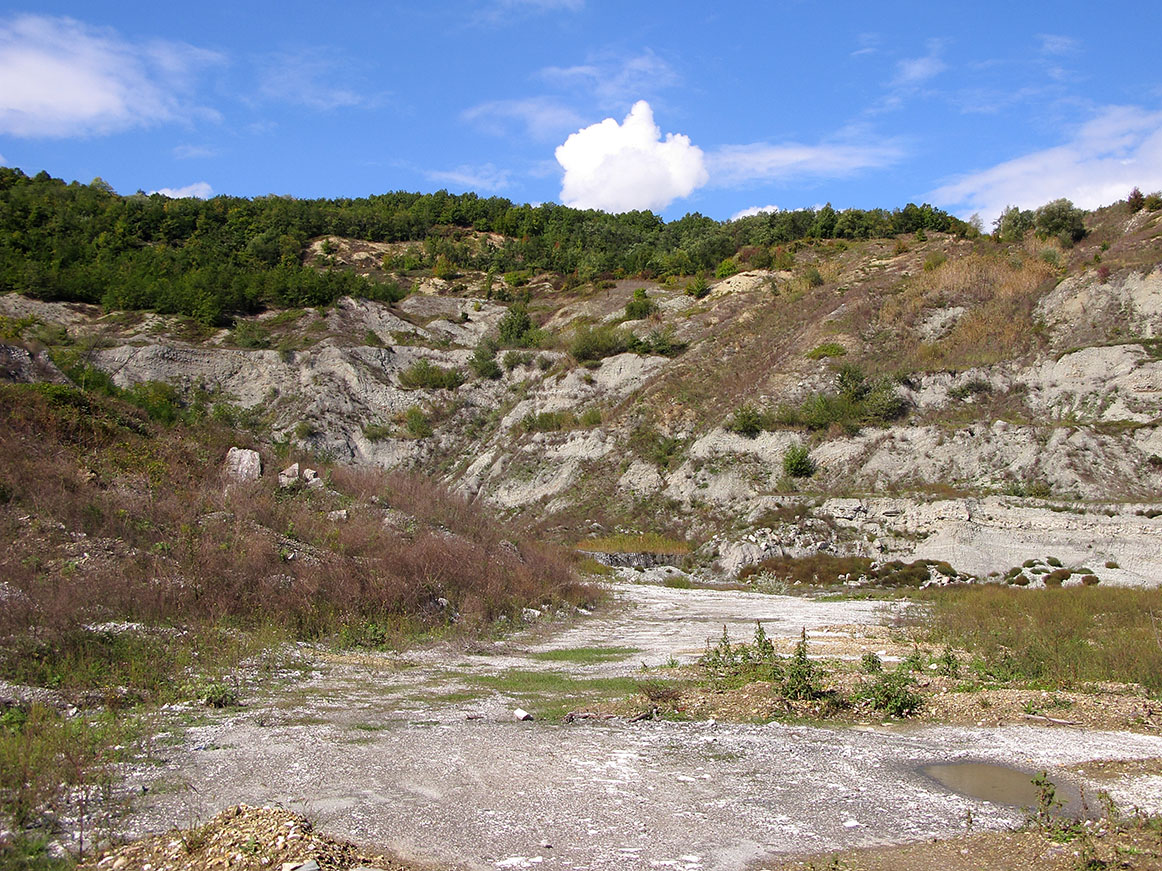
top-left (2, 1), bottom-right (1161, 224)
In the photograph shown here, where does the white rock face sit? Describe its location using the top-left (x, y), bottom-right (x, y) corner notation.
top-left (223, 447), bottom-right (262, 482)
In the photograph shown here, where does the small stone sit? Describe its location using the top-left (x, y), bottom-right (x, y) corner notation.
top-left (327, 509), bottom-right (348, 522)
top-left (843, 819), bottom-right (861, 828)
top-left (302, 468), bottom-right (318, 481)
top-left (278, 463), bottom-right (300, 487)
top-left (306, 477), bottom-right (325, 490)
top-left (514, 708), bottom-right (533, 721)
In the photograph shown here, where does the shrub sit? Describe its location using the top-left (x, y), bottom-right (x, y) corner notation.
top-left (404, 406), bottom-right (432, 438)
top-left (520, 410), bottom-right (575, 432)
top-left (497, 304), bottom-right (542, 347)
top-left (1128, 187), bottom-right (1145, 211)
top-left (502, 350), bottom-right (533, 371)
top-left (923, 251), bottom-right (948, 272)
top-left (1146, 192), bottom-right (1162, 211)
top-left (993, 206), bottom-right (1034, 242)
top-left (624, 288), bottom-right (657, 321)
top-left (856, 670), bottom-right (922, 717)
top-left (726, 404), bottom-right (765, 438)
top-left (686, 276), bottom-right (710, 299)
top-left (470, 339), bottom-right (502, 380)
top-left (569, 324), bottom-right (630, 362)
top-left (714, 257), bottom-right (740, 279)
top-left (579, 407), bottom-right (602, 427)
top-left (398, 359), bottom-right (464, 390)
top-left (860, 652), bottom-right (883, 674)
top-left (803, 266), bottom-right (824, 287)
top-left (782, 444), bottom-right (816, 478)
top-left (783, 630), bottom-right (825, 701)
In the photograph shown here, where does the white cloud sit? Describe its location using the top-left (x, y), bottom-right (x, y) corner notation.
top-left (426, 164), bottom-right (511, 192)
top-left (540, 50), bottom-right (678, 106)
top-left (731, 205), bottom-right (780, 220)
top-left (0, 14), bottom-right (221, 138)
top-left (708, 139), bottom-right (904, 185)
top-left (1038, 34), bottom-right (1079, 56)
top-left (151, 181), bottom-right (213, 199)
top-left (462, 97), bottom-right (583, 142)
top-left (929, 105), bottom-right (1162, 225)
top-left (555, 100), bottom-right (707, 213)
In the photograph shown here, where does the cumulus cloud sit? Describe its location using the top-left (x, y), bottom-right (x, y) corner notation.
top-left (929, 105), bottom-right (1162, 225)
top-left (426, 163), bottom-right (511, 192)
top-left (151, 181), bottom-right (213, 199)
top-left (0, 14), bottom-right (221, 137)
top-left (708, 139), bottom-right (904, 185)
top-left (462, 97), bottom-right (583, 142)
top-left (555, 100), bottom-right (707, 213)
top-left (731, 205), bottom-right (780, 220)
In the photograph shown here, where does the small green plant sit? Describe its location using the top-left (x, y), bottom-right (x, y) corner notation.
top-left (624, 288), bottom-right (657, 321)
top-left (202, 683), bottom-right (239, 708)
top-left (686, 276), bottom-right (710, 299)
top-left (923, 251), bottom-right (947, 271)
top-left (860, 652), bottom-right (883, 674)
top-left (782, 444), bottom-right (816, 478)
top-left (714, 257), bottom-right (740, 279)
top-left (470, 339), bottom-right (502, 380)
top-left (935, 647), bottom-right (960, 678)
top-left (398, 359), bottom-right (464, 390)
top-left (784, 629), bottom-right (824, 701)
top-left (805, 342), bottom-right (846, 359)
top-left (726, 404), bottom-right (766, 438)
top-left (856, 670), bottom-right (922, 717)
top-left (403, 406), bottom-right (432, 438)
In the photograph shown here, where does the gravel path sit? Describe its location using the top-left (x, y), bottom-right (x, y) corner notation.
top-left (123, 582), bottom-right (1162, 871)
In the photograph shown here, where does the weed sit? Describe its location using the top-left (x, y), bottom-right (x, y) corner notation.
top-left (855, 670), bottom-right (922, 717)
top-left (398, 359), bottom-right (464, 390)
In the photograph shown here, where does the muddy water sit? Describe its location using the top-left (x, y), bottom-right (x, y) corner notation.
top-left (922, 762), bottom-right (1086, 816)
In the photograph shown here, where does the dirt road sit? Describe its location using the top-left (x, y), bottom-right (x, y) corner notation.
top-left (122, 581), bottom-right (1162, 870)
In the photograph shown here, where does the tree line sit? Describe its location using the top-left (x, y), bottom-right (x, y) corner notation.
top-left (0, 167), bottom-right (974, 324)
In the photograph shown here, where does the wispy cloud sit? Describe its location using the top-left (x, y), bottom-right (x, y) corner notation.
top-left (892, 39), bottom-right (947, 87)
top-left (540, 49), bottom-right (678, 107)
top-left (708, 138), bottom-right (905, 186)
top-left (151, 181), bottom-right (213, 199)
top-left (0, 14), bottom-right (222, 138)
top-left (173, 144), bottom-right (218, 159)
top-left (462, 97), bottom-right (583, 141)
top-left (255, 49), bottom-right (385, 111)
top-left (471, 0), bottom-right (584, 26)
top-left (1037, 34), bottom-right (1079, 56)
top-left (929, 105), bottom-right (1162, 224)
top-left (426, 163), bottom-right (511, 192)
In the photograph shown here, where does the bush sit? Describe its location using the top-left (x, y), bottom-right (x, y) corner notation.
top-left (782, 444), bottom-right (816, 478)
top-left (404, 406), bottom-right (432, 438)
top-left (1034, 198), bottom-right (1086, 245)
top-left (856, 670), bottom-right (922, 717)
top-left (521, 410), bottom-right (575, 432)
top-left (470, 339), bottom-right (502, 380)
top-left (624, 288), bottom-right (657, 321)
top-left (1128, 187), bottom-right (1145, 211)
top-left (686, 276), bottom-right (710, 299)
top-left (1146, 192), bottom-right (1162, 211)
top-left (993, 205), bottom-right (1034, 242)
top-left (398, 359), bottom-right (464, 390)
top-left (714, 257), bottom-right (740, 279)
top-left (569, 324), bottom-right (630, 362)
top-left (497, 304), bottom-right (542, 347)
top-left (726, 404), bottom-right (766, 438)
top-left (860, 652), bottom-right (883, 674)
top-left (784, 630), bottom-right (825, 701)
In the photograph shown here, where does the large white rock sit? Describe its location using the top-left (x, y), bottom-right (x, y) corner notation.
top-left (223, 447), bottom-right (262, 482)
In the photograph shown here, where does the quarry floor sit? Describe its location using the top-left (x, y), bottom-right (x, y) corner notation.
top-left (120, 580), bottom-right (1162, 871)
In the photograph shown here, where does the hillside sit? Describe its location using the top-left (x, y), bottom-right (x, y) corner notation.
top-left (3, 185), bottom-right (1161, 588)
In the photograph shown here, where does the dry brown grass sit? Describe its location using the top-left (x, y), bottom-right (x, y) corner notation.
top-left (0, 382), bottom-right (594, 689)
top-left (880, 252), bottom-right (1058, 369)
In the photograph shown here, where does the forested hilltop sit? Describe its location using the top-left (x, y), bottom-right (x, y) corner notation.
top-left (0, 167), bottom-right (973, 324)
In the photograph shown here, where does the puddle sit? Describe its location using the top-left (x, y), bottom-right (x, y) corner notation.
top-left (922, 762), bottom-right (1088, 816)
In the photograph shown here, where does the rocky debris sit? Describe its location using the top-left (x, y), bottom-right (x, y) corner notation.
top-left (0, 342), bottom-right (70, 384)
top-left (83, 805), bottom-right (411, 871)
top-left (279, 464), bottom-right (325, 490)
top-left (577, 550), bottom-right (678, 569)
top-left (326, 509), bottom-right (349, 522)
top-left (303, 468), bottom-right (325, 490)
top-left (223, 447), bottom-right (262, 483)
top-left (279, 463), bottom-right (300, 487)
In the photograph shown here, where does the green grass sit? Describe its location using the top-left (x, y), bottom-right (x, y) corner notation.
top-left (528, 646), bottom-right (641, 663)
top-left (921, 585), bottom-right (1162, 693)
top-left (467, 669), bottom-right (639, 719)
